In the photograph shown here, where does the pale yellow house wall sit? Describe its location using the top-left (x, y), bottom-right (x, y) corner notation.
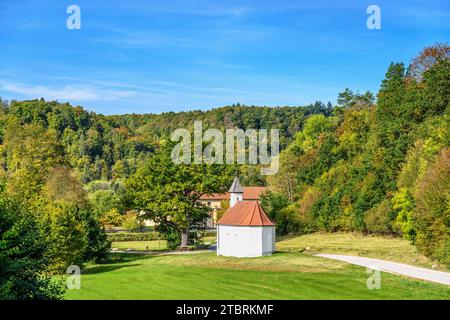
top-left (199, 200), bottom-right (222, 226)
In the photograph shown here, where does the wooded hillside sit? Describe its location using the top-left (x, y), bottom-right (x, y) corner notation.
top-left (263, 44), bottom-right (449, 267)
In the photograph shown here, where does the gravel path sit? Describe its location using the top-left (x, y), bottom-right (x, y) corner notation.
top-left (316, 254), bottom-right (450, 286)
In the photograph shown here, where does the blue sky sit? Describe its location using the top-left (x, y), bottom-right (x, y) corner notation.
top-left (0, 0), bottom-right (449, 115)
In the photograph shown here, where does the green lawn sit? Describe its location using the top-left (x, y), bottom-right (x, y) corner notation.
top-left (66, 233), bottom-right (450, 300)
top-left (112, 240), bottom-right (168, 251)
top-left (66, 252), bottom-right (449, 300)
top-left (111, 236), bottom-right (216, 252)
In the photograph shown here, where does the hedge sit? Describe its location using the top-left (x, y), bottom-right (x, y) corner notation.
top-left (107, 232), bottom-right (163, 242)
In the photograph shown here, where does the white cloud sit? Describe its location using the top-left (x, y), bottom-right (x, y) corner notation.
top-left (0, 81), bottom-right (135, 101)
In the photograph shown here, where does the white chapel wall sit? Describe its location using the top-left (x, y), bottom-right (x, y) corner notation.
top-left (217, 225), bottom-right (264, 257)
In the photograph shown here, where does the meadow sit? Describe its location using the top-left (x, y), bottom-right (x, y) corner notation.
top-left (112, 240), bottom-right (168, 251)
top-left (66, 233), bottom-right (450, 300)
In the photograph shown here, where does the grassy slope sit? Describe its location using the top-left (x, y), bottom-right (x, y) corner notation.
top-left (277, 232), bottom-right (447, 270)
top-left (66, 233), bottom-right (450, 300)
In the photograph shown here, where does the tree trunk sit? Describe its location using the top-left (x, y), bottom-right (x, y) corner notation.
top-left (181, 228), bottom-right (189, 247)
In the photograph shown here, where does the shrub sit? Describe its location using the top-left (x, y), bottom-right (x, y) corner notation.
top-left (99, 208), bottom-right (125, 227)
top-left (260, 191), bottom-right (294, 235)
top-left (89, 189), bottom-right (125, 218)
top-left (121, 212), bottom-right (144, 231)
top-left (107, 232), bottom-right (162, 242)
top-left (277, 205), bottom-right (301, 234)
top-left (364, 199), bottom-right (395, 234)
top-left (413, 148), bottom-right (450, 267)
top-left (155, 224), bottom-right (180, 250)
top-left (215, 200), bottom-right (229, 222)
top-left (392, 188), bottom-right (416, 240)
top-left (199, 230), bottom-right (217, 238)
top-left (41, 203), bottom-right (88, 273)
top-left (79, 208), bottom-right (111, 263)
top-left (0, 196), bottom-right (64, 300)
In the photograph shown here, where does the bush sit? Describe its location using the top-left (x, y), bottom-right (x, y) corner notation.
top-left (364, 199), bottom-right (395, 234)
top-left (392, 188), bottom-right (416, 240)
top-left (121, 212), bottom-right (144, 231)
top-left (38, 202), bottom-right (111, 272)
top-left (413, 148), bottom-right (450, 267)
top-left (199, 230), bottom-right (216, 238)
top-left (156, 224), bottom-right (180, 250)
top-left (89, 189), bottom-right (125, 219)
top-left (42, 203), bottom-right (88, 273)
top-left (79, 208), bottom-right (111, 263)
top-left (215, 200), bottom-right (229, 222)
top-left (99, 208), bottom-right (125, 227)
top-left (260, 191), bottom-right (294, 235)
top-left (0, 196), bottom-right (64, 300)
top-left (107, 232), bottom-right (162, 242)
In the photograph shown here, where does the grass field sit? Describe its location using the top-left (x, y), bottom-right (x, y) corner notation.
top-left (112, 240), bottom-right (168, 251)
top-left (66, 233), bottom-right (450, 300)
top-left (111, 236), bottom-right (216, 252)
top-left (276, 232), bottom-right (447, 270)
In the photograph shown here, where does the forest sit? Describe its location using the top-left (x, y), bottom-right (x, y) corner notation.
top-left (262, 43), bottom-right (449, 268)
top-left (0, 43), bottom-right (448, 299)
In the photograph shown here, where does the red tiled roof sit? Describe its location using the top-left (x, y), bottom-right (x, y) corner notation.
top-left (199, 187), bottom-right (268, 201)
top-left (218, 201), bottom-right (274, 226)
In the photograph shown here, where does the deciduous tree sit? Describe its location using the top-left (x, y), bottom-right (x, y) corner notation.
top-left (126, 142), bottom-right (234, 247)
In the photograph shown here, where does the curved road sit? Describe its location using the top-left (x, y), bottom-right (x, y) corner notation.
top-left (316, 254), bottom-right (450, 286)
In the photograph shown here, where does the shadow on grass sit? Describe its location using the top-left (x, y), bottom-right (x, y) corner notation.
top-left (84, 263), bottom-right (142, 275)
top-left (99, 253), bottom-right (159, 264)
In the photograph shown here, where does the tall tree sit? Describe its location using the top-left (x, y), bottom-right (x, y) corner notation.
top-left (413, 148), bottom-right (450, 267)
top-left (40, 167), bottom-right (110, 271)
top-left (126, 142), bottom-right (234, 247)
top-left (407, 42), bottom-right (449, 82)
top-left (2, 120), bottom-right (65, 201)
top-left (337, 88), bottom-right (374, 108)
top-left (0, 194), bottom-right (64, 300)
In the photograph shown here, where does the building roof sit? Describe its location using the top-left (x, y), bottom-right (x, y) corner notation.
top-left (218, 201), bottom-right (274, 226)
top-left (228, 177), bottom-right (244, 193)
top-left (199, 187), bottom-right (268, 201)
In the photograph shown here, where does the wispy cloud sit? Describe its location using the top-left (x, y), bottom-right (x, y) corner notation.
top-left (0, 75), bottom-right (330, 112)
top-left (92, 26), bottom-right (273, 52)
top-left (0, 81), bottom-right (135, 101)
top-left (101, 1), bottom-right (250, 18)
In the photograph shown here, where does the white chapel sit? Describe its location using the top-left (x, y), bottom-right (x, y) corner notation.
top-left (216, 178), bottom-right (276, 258)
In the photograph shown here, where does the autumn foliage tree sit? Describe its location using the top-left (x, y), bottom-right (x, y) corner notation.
top-left (407, 42), bottom-right (449, 82)
top-left (413, 148), bottom-right (450, 267)
top-left (126, 142), bottom-right (234, 247)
